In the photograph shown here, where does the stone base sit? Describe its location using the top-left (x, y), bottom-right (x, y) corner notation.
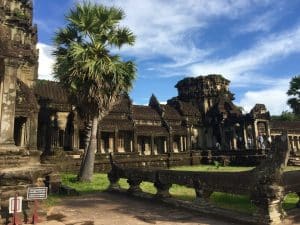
top-left (0, 144), bottom-right (20, 153)
top-left (0, 165), bottom-right (54, 222)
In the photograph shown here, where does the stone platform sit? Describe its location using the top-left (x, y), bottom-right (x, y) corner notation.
top-left (0, 149), bottom-right (56, 224)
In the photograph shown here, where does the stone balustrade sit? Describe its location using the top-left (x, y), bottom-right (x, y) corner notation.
top-left (108, 133), bottom-right (300, 225)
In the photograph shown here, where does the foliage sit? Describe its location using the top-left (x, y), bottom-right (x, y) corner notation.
top-left (53, 2), bottom-right (136, 181)
top-left (287, 75), bottom-right (300, 115)
top-left (13, 9), bottom-right (29, 20)
top-left (53, 2), bottom-right (136, 117)
top-left (213, 160), bottom-right (220, 169)
top-left (271, 110), bottom-right (300, 121)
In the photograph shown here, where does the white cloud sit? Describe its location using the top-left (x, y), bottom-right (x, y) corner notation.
top-left (74, 0), bottom-right (273, 65)
top-left (37, 43), bottom-right (55, 80)
top-left (236, 79), bottom-right (291, 115)
top-left (234, 9), bottom-right (279, 34)
top-left (190, 24), bottom-right (300, 85)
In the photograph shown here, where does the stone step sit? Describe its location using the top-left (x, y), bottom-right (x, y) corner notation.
top-left (288, 157), bottom-right (300, 166)
top-left (0, 155), bottom-right (31, 169)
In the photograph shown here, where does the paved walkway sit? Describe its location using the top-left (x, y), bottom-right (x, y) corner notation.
top-left (41, 192), bottom-right (239, 225)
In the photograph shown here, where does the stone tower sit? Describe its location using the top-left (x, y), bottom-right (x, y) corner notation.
top-left (175, 74), bottom-right (234, 115)
top-left (0, 0), bottom-right (38, 149)
top-left (0, 2), bottom-right (51, 222)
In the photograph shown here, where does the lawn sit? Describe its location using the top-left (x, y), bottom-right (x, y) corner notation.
top-left (59, 165), bottom-right (299, 214)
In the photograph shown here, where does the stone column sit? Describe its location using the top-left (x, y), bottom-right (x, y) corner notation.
top-left (28, 114), bottom-right (38, 150)
top-left (97, 130), bottom-right (102, 153)
top-left (72, 111), bottom-right (79, 150)
top-left (0, 58), bottom-right (19, 149)
top-left (169, 133), bottom-right (173, 153)
top-left (296, 136), bottom-right (300, 153)
top-left (232, 128), bottom-right (237, 150)
top-left (180, 136), bottom-right (184, 152)
top-left (243, 124), bottom-right (248, 149)
top-left (0, 74), bottom-right (3, 128)
top-left (150, 134), bottom-right (154, 155)
top-left (133, 129), bottom-right (138, 153)
top-left (20, 121), bottom-right (25, 147)
top-left (186, 127), bottom-right (191, 151)
top-left (252, 122), bottom-right (258, 149)
top-left (164, 139), bottom-right (167, 153)
top-left (114, 129), bottom-right (119, 153)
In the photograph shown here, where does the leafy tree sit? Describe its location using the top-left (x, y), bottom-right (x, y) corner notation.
top-left (271, 111), bottom-right (300, 121)
top-left (287, 75), bottom-right (300, 115)
top-left (53, 2), bottom-right (136, 182)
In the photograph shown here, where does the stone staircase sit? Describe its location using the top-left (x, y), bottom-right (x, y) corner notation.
top-left (0, 150), bottom-right (31, 169)
top-left (288, 155), bottom-right (300, 166)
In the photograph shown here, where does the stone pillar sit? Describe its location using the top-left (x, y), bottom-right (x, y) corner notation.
top-left (127, 178), bottom-right (142, 194)
top-left (220, 126), bottom-right (226, 149)
top-left (150, 134), bottom-right (154, 155)
top-left (28, 114), bottom-right (38, 150)
top-left (169, 133), bottom-right (173, 153)
top-left (97, 130), bottom-right (102, 153)
top-left (253, 122), bottom-right (258, 149)
top-left (114, 129), bottom-right (119, 153)
top-left (232, 128), bottom-right (237, 150)
top-left (73, 111), bottom-right (79, 150)
top-left (133, 130), bottom-right (138, 153)
top-left (20, 121), bottom-right (26, 147)
top-left (164, 139), bottom-right (167, 153)
top-left (0, 58), bottom-right (19, 149)
top-left (154, 180), bottom-right (171, 198)
top-left (0, 74), bottom-right (3, 128)
top-left (186, 127), bottom-right (191, 151)
top-left (243, 124), bottom-right (248, 149)
top-left (296, 136), bottom-right (300, 153)
top-left (180, 136), bottom-right (184, 152)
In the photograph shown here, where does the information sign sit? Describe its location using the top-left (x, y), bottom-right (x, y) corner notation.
top-left (27, 187), bottom-right (48, 200)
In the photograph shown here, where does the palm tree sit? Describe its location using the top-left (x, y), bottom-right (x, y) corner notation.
top-left (53, 2), bottom-right (136, 182)
top-left (287, 76), bottom-right (300, 115)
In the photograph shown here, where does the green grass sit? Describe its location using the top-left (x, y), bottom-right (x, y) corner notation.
top-left (56, 165), bottom-right (299, 214)
top-left (171, 165), bottom-right (254, 172)
top-left (171, 165), bottom-right (300, 172)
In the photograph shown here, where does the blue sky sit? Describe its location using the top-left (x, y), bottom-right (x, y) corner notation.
top-left (33, 0), bottom-right (300, 115)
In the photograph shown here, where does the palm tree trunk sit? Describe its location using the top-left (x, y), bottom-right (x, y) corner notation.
top-left (77, 115), bottom-right (98, 182)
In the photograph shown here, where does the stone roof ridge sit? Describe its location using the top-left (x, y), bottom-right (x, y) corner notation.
top-left (270, 120), bottom-right (300, 130)
top-left (149, 94), bottom-right (163, 113)
top-left (131, 104), bottom-right (161, 121)
top-left (34, 79), bottom-right (69, 104)
top-left (175, 74), bottom-right (230, 88)
top-left (250, 104), bottom-right (269, 116)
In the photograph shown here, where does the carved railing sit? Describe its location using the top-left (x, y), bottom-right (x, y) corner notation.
top-left (108, 133), bottom-right (300, 225)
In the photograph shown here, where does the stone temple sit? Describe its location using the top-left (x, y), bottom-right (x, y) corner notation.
top-left (0, 0), bottom-right (55, 222)
top-left (1, 0), bottom-right (300, 159)
top-left (1, 0), bottom-right (300, 221)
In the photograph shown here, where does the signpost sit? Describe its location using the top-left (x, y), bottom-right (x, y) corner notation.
top-left (8, 193), bottom-right (22, 225)
top-left (27, 187), bottom-right (48, 224)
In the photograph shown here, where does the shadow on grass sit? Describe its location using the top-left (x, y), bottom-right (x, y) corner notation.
top-left (60, 173), bottom-right (299, 214)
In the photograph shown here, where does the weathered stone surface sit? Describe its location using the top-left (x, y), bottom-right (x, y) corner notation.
top-left (108, 132), bottom-right (298, 225)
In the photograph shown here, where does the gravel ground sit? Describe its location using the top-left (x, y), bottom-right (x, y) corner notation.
top-left (40, 192), bottom-right (241, 225)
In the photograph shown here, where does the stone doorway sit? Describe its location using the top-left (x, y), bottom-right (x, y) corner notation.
top-left (14, 116), bottom-right (27, 147)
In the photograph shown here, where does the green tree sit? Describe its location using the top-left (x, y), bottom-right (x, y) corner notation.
top-left (287, 75), bottom-right (300, 115)
top-left (271, 111), bottom-right (300, 121)
top-left (53, 2), bottom-right (136, 182)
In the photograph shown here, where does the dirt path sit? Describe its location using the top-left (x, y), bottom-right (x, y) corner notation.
top-left (42, 192), bottom-right (240, 225)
